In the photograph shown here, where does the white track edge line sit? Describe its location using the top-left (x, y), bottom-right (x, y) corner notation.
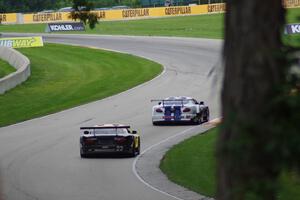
top-left (132, 118), bottom-right (220, 200)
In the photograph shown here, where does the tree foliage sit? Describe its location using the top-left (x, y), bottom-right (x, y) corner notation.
top-left (0, 0), bottom-right (67, 12)
top-left (71, 0), bottom-right (98, 29)
top-left (0, 0), bottom-right (141, 13)
top-left (218, 0), bottom-right (300, 199)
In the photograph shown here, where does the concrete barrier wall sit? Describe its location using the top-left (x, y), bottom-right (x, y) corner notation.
top-left (0, 47), bottom-right (31, 94)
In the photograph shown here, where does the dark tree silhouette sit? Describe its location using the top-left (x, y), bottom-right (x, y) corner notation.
top-left (71, 0), bottom-right (99, 29)
top-left (217, 0), bottom-right (293, 199)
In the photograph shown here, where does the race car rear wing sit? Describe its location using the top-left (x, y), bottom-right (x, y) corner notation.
top-left (80, 126), bottom-right (131, 136)
top-left (151, 99), bottom-right (185, 107)
top-left (80, 126), bottom-right (130, 130)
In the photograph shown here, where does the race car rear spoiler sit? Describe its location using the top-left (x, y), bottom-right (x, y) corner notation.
top-left (151, 99), bottom-right (185, 106)
top-left (80, 126), bottom-right (130, 130)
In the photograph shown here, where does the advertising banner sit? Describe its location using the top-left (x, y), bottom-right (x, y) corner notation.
top-left (91, 5), bottom-right (208, 20)
top-left (2, 2), bottom-right (300, 24)
top-left (208, 3), bottom-right (226, 13)
top-left (283, 0), bottom-right (300, 8)
top-left (0, 13), bottom-right (17, 24)
top-left (0, 37), bottom-right (44, 48)
top-left (285, 23), bottom-right (300, 34)
top-left (23, 12), bottom-right (71, 24)
top-left (46, 22), bottom-right (85, 32)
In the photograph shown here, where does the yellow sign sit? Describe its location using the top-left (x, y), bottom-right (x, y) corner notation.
top-left (0, 37), bottom-right (44, 48)
top-left (93, 5), bottom-right (208, 21)
top-left (23, 12), bottom-right (71, 24)
top-left (283, 0), bottom-right (300, 8)
top-left (122, 8), bottom-right (150, 18)
top-left (1, 2), bottom-right (300, 24)
top-left (0, 13), bottom-right (17, 24)
top-left (208, 3), bottom-right (226, 13)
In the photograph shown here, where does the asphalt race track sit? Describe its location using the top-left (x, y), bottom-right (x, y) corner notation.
top-left (0, 34), bottom-right (222, 200)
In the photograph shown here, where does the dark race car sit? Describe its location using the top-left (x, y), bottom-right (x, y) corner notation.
top-left (79, 124), bottom-right (140, 158)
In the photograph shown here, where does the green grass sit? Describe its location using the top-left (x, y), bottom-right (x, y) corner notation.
top-left (0, 43), bottom-right (162, 127)
top-left (286, 7), bottom-right (300, 23)
top-left (0, 14), bottom-right (224, 38)
top-left (160, 128), bottom-right (217, 197)
top-left (0, 59), bottom-right (16, 78)
top-left (0, 8), bottom-right (299, 40)
top-left (284, 7), bottom-right (300, 47)
top-left (160, 128), bottom-right (300, 199)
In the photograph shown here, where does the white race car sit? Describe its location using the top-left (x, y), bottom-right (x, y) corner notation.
top-left (151, 96), bottom-right (209, 125)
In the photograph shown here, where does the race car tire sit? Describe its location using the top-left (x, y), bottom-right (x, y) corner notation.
top-left (192, 114), bottom-right (202, 125)
top-left (137, 139), bottom-right (141, 155)
top-left (80, 148), bottom-right (88, 158)
top-left (130, 139), bottom-right (140, 157)
top-left (152, 121), bottom-right (159, 126)
top-left (203, 109), bottom-right (210, 122)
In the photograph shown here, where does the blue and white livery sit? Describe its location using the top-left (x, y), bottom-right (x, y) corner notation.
top-left (151, 96), bottom-right (209, 125)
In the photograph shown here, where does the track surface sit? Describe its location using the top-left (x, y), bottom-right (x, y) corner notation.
top-left (0, 34), bottom-right (222, 200)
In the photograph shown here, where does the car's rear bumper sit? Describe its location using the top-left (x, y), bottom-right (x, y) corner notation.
top-left (152, 114), bottom-right (196, 124)
top-left (81, 145), bottom-right (132, 154)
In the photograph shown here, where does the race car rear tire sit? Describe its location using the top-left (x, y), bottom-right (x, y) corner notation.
top-left (203, 109), bottom-right (210, 122)
top-left (80, 148), bottom-right (87, 158)
top-left (192, 115), bottom-right (201, 125)
top-left (152, 121), bottom-right (159, 126)
top-left (137, 139), bottom-right (141, 155)
top-left (130, 140), bottom-right (140, 157)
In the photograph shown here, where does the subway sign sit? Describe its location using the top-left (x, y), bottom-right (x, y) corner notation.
top-left (0, 37), bottom-right (44, 48)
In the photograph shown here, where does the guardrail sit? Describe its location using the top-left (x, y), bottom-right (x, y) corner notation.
top-left (0, 46), bottom-right (31, 94)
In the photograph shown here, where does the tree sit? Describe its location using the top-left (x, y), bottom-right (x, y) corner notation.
top-left (217, 0), bottom-right (300, 199)
top-left (71, 0), bottom-right (99, 29)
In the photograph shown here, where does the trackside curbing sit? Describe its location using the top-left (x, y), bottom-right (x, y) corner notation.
top-left (0, 46), bottom-right (30, 94)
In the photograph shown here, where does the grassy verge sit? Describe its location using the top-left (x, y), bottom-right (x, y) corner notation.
top-left (0, 43), bottom-right (162, 127)
top-left (0, 59), bottom-right (16, 78)
top-left (284, 8), bottom-right (300, 47)
top-left (160, 127), bottom-right (300, 199)
top-left (0, 14), bottom-right (224, 38)
top-left (160, 128), bottom-right (217, 197)
top-left (0, 8), bottom-right (298, 40)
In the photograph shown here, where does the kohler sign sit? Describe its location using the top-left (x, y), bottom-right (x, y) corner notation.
top-left (285, 23), bottom-right (300, 34)
top-left (46, 22), bottom-right (85, 32)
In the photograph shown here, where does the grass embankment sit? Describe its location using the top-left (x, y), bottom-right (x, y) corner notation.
top-left (284, 7), bottom-right (300, 47)
top-left (0, 14), bottom-right (224, 38)
top-left (0, 8), bottom-right (299, 40)
top-left (160, 128), bottom-right (300, 200)
top-left (160, 128), bottom-right (217, 197)
top-left (0, 59), bottom-right (16, 78)
top-left (0, 43), bottom-right (162, 127)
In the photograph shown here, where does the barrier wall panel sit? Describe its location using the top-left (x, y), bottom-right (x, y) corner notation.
top-left (0, 13), bottom-right (17, 24)
top-left (284, 0), bottom-right (300, 8)
top-left (95, 5), bottom-right (209, 21)
top-left (207, 3), bottom-right (226, 13)
top-left (23, 12), bottom-right (71, 24)
top-left (1, 2), bottom-right (300, 25)
top-left (0, 47), bottom-right (31, 94)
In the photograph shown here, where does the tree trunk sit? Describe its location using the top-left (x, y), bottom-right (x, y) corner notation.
top-left (217, 0), bottom-right (286, 199)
